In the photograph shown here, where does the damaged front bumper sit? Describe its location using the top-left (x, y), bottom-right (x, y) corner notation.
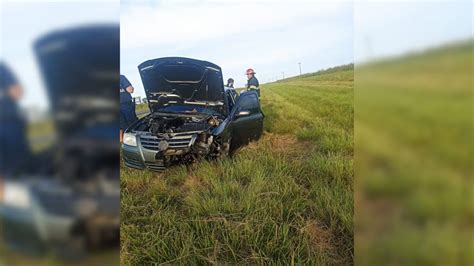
top-left (122, 131), bottom-right (203, 172)
top-left (0, 178), bottom-right (119, 258)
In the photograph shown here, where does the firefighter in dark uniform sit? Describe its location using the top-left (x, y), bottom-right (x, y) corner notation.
top-left (226, 78), bottom-right (234, 88)
top-left (245, 68), bottom-right (260, 97)
top-left (0, 62), bottom-right (31, 176)
top-left (120, 74), bottom-right (137, 143)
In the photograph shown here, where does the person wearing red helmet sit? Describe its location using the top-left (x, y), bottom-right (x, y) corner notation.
top-left (245, 68), bottom-right (260, 98)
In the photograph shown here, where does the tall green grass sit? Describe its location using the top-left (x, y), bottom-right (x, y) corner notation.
top-left (355, 41), bottom-right (473, 265)
top-left (121, 67), bottom-right (354, 264)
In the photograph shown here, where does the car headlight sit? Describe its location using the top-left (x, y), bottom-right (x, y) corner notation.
top-left (123, 132), bottom-right (137, 147)
top-left (1, 181), bottom-right (31, 209)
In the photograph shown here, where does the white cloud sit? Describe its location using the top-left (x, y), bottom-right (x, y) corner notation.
top-left (121, 1), bottom-right (353, 96)
top-left (121, 2), bottom-right (348, 50)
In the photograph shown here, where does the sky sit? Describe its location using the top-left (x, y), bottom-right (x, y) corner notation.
top-left (0, 1), bottom-right (119, 110)
top-left (121, 0), bottom-right (472, 101)
top-left (354, 1), bottom-right (473, 62)
top-left (120, 1), bottom-right (354, 100)
top-left (0, 0), bottom-right (472, 109)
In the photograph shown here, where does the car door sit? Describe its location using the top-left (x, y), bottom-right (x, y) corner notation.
top-left (230, 91), bottom-right (264, 147)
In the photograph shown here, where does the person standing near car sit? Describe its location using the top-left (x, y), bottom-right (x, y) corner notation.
top-left (0, 62), bottom-right (31, 177)
top-left (246, 68), bottom-right (260, 97)
top-left (120, 74), bottom-right (137, 143)
top-left (226, 78), bottom-right (234, 88)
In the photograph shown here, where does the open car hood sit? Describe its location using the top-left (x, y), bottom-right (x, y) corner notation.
top-left (138, 57), bottom-right (225, 113)
top-left (34, 25), bottom-right (119, 140)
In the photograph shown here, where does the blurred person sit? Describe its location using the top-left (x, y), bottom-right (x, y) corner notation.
top-left (0, 62), bottom-right (42, 257)
top-left (120, 74), bottom-right (137, 142)
top-left (245, 68), bottom-right (260, 97)
top-left (226, 78), bottom-right (234, 88)
top-left (0, 62), bottom-right (31, 177)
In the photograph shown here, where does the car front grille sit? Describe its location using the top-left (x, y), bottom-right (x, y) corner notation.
top-left (139, 134), bottom-right (195, 151)
top-left (144, 160), bottom-right (166, 171)
top-left (124, 156), bottom-right (145, 169)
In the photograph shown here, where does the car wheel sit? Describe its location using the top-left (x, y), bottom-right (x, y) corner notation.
top-left (212, 137), bottom-right (231, 160)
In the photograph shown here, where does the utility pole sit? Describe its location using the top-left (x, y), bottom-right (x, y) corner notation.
top-left (282, 72), bottom-right (285, 79)
top-left (298, 62), bottom-right (302, 75)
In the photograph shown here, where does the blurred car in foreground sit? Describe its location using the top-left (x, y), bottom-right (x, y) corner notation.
top-left (0, 25), bottom-right (119, 260)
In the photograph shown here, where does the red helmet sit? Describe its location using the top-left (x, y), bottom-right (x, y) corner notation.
top-left (246, 68), bottom-right (256, 75)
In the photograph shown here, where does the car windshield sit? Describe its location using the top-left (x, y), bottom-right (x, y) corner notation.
top-left (157, 105), bottom-right (221, 116)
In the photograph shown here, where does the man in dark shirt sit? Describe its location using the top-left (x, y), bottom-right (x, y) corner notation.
top-left (0, 62), bottom-right (31, 177)
top-left (246, 68), bottom-right (260, 97)
top-left (120, 74), bottom-right (137, 142)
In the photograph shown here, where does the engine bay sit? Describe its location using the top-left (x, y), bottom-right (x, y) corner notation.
top-left (132, 113), bottom-right (222, 135)
top-left (148, 115), bottom-right (218, 135)
top-left (125, 113), bottom-right (229, 168)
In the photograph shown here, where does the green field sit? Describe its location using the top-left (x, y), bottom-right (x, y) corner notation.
top-left (121, 65), bottom-right (354, 264)
top-left (135, 102), bottom-right (149, 114)
top-left (355, 41), bottom-right (473, 265)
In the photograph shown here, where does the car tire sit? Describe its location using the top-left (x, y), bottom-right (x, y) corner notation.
top-left (213, 137), bottom-right (231, 161)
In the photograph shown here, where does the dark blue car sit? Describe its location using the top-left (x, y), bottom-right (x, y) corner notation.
top-left (122, 57), bottom-right (264, 171)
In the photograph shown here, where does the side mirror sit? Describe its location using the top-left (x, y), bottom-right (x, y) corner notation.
top-left (235, 110), bottom-right (251, 119)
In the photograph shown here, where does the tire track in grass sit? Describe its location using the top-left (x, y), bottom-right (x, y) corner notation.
top-left (266, 84), bottom-right (351, 130)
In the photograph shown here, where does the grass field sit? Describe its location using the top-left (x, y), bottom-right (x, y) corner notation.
top-left (355, 41), bottom-right (473, 265)
top-left (135, 102), bottom-right (149, 114)
top-left (120, 65), bottom-right (354, 264)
